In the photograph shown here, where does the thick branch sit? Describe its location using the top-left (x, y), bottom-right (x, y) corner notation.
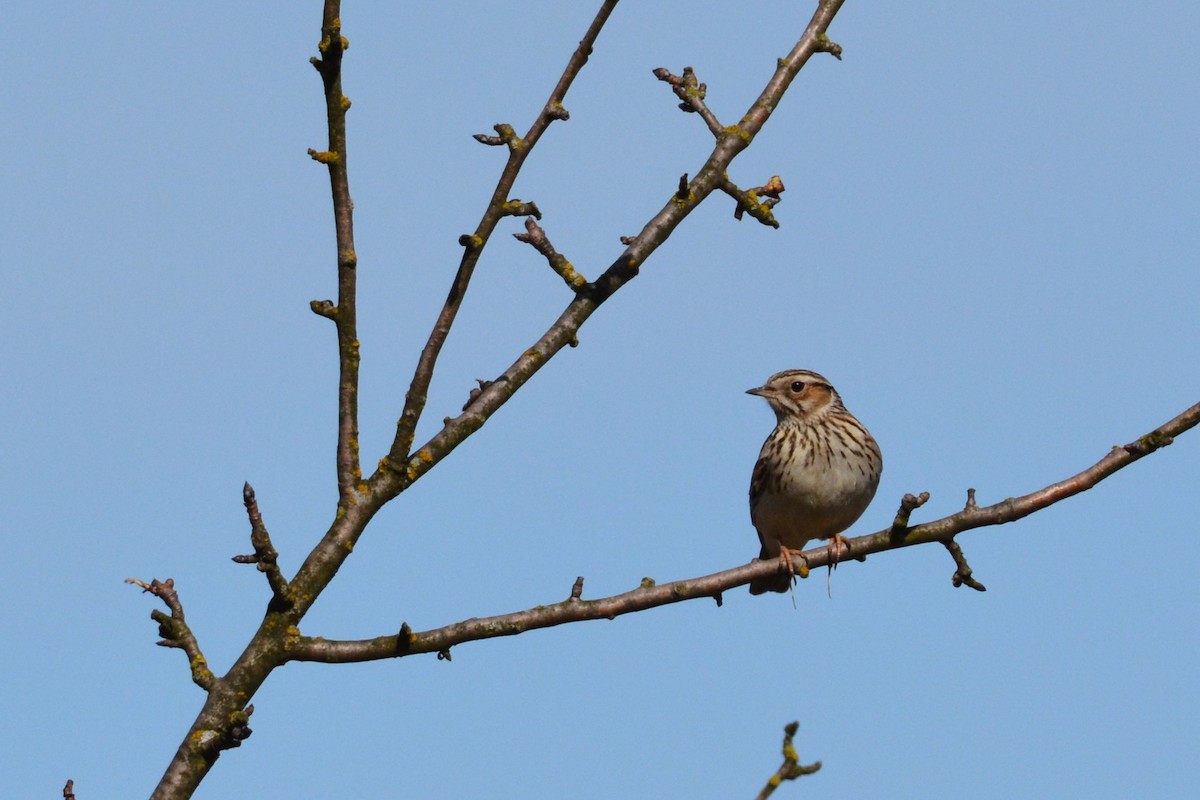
top-left (389, 1), bottom-right (620, 464)
top-left (293, 400), bottom-right (1199, 664)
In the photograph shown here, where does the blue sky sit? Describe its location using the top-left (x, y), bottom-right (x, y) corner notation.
top-left (4, 2), bottom-right (1198, 797)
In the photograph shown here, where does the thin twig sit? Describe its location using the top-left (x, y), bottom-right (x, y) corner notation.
top-left (389, 1), bottom-right (621, 466)
top-left (514, 217), bottom-right (588, 291)
top-left (652, 65), bottom-right (724, 136)
top-left (124, 578), bottom-right (216, 691)
top-left (755, 722), bottom-right (821, 800)
top-left (889, 491), bottom-right (930, 538)
top-left (231, 482), bottom-right (291, 606)
top-left (944, 538), bottom-right (986, 591)
top-left (290, 400), bottom-right (1199, 664)
top-left (720, 175), bottom-right (785, 227)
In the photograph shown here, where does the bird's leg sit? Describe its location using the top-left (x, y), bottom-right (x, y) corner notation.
top-left (825, 534), bottom-right (851, 598)
top-left (779, 546), bottom-right (810, 582)
top-left (829, 533), bottom-right (848, 566)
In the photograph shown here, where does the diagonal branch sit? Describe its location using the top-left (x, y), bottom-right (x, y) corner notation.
top-left (291, 400), bottom-right (1199, 665)
top-left (373, 0), bottom-right (849, 500)
top-left (388, 1), bottom-right (621, 465)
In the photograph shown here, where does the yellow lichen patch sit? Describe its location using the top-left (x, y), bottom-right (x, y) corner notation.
top-left (308, 149), bottom-right (339, 164)
top-left (417, 448), bottom-right (434, 463)
top-left (341, 95), bottom-right (352, 111)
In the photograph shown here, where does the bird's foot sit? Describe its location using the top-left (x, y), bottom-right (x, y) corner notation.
top-left (779, 546), bottom-right (810, 582)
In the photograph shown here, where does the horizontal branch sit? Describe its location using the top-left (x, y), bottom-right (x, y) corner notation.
top-left (288, 399), bottom-right (1199, 665)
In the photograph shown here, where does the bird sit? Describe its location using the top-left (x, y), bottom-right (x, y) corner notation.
top-left (747, 369), bottom-right (882, 594)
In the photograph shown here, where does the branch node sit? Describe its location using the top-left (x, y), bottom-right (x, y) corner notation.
top-left (310, 299), bottom-right (338, 319)
top-left (674, 173), bottom-right (691, 201)
top-left (472, 123), bottom-right (522, 150)
top-left (306, 148), bottom-right (339, 164)
top-left (570, 576), bottom-right (585, 600)
top-left (500, 199), bottom-right (542, 219)
top-left (397, 622), bottom-right (414, 654)
top-left (437, 648), bottom-right (453, 662)
top-left (458, 233), bottom-right (484, 251)
top-left (964, 487), bottom-right (978, 511)
top-left (463, 378), bottom-right (493, 411)
top-left (639, 577), bottom-right (656, 589)
top-left (713, 591), bottom-right (724, 607)
top-left (546, 102), bottom-right (570, 121)
top-left (816, 33), bottom-right (844, 60)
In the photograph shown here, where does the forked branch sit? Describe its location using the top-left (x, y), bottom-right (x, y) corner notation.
top-left (755, 722), bottom-right (821, 800)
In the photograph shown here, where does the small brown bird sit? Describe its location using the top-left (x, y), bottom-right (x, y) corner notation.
top-left (747, 369), bottom-right (882, 594)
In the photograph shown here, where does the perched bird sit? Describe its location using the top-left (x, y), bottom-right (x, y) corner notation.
top-left (747, 369), bottom-right (882, 594)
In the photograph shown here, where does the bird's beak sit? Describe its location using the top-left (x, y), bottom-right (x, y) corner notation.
top-left (746, 386), bottom-right (768, 397)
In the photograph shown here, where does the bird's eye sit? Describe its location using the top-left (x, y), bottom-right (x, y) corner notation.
top-left (790, 381), bottom-right (805, 392)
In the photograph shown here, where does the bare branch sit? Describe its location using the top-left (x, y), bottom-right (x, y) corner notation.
top-left (389, 1), bottom-right (621, 466)
top-left (231, 483), bottom-right (291, 607)
top-left (63, 779), bottom-right (75, 800)
top-left (514, 217), bottom-right (589, 291)
top-left (755, 722), bottom-right (821, 800)
top-left (721, 175), bottom-right (785, 227)
top-left (944, 538), bottom-right (986, 591)
top-left (290, 400), bottom-right (1199, 665)
top-left (652, 65), bottom-right (723, 136)
top-left (888, 491), bottom-right (930, 538)
top-left (308, 11), bottom-right (362, 501)
top-left (124, 578), bottom-right (216, 692)
top-left (375, 0), bottom-right (852, 499)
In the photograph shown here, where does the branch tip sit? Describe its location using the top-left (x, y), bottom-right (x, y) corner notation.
top-left (756, 721), bottom-right (821, 800)
top-left (944, 538), bottom-right (987, 592)
top-left (889, 491), bottom-right (930, 539)
top-left (310, 299), bottom-right (338, 319)
top-left (513, 217), bottom-right (589, 290)
top-left (570, 576), bottom-right (585, 600)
